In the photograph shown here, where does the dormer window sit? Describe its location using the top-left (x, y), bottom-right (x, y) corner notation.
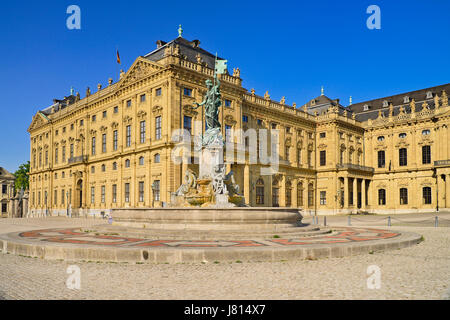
top-left (399, 133), bottom-right (407, 139)
top-left (363, 104), bottom-right (370, 111)
top-left (426, 91), bottom-right (433, 99)
top-left (422, 129), bottom-right (430, 136)
top-left (382, 100), bottom-right (389, 107)
top-left (404, 96), bottom-right (410, 103)
top-left (377, 136), bottom-right (385, 142)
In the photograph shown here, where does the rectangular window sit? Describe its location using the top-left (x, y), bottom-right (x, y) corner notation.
top-left (125, 183), bottom-right (130, 202)
top-left (101, 186), bottom-right (105, 203)
top-left (61, 189), bottom-right (65, 205)
top-left (80, 119), bottom-right (84, 126)
top-left (225, 125), bottom-right (232, 142)
top-left (127, 100), bottom-right (132, 107)
top-left (297, 149), bottom-right (302, 165)
top-left (38, 191), bottom-right (41, 205)
top-left (285, 146), bottom-right (290, 161)
top-left (319, 132), bottom-right (326, 138)
top-left (91, 187), bottom-right (95, 204)
top-left (272, 187), bottom-right (279, 207)
top-left (242, 115), bottom-right (248, 123)
top-left (423, 187), bottom-right (432, 204)
top-left (70, 144), bottom-right (74, 159)
top-left (140, 121), bottom-right (146, 143)
top-left (112, 184), bottom-right (117, 203)
top-left (54, 190), bottom-right (57, 206)
top-left (62, 146), bottom-right (66, 163)
top-left (55, 148), bottom-right (58, 164)
top-left (45, 150), bottom-right (48, 166)
top-left (140, 94), bottom-right (146, 102)
top-left (308, 150), bottom-right (312, 167)
top-left (126, 125), bottom-right (131, 147)
top-left (39, 152), bottom-right (42, 167)
top-left (256, 187), bottom-right (264, 204)
top-left (113, 130), bottom-right (118, 151)
top-left (378, 150), bottom-right (385, 168)
top-left (225, 99), bottom-right (231, 107)
top-left (155, 116), bottom-right (162, 140)
top-left (400, 188), bottom-right (408, 205)
top-left (183, 88), bottom-right (192, 96)
top-left (399, 148), bottom-right (407, 166)
top-left (378, 189), bottom-right (386, 205)
top-left (156, 88), bottom-right (162, 96)
top-left (102, 111), bottom-right (107, 118)
top-left (102, 134), bottom-right (107, 153)
top-left (320, 150), bottom-right (326, 166)
top-left (92, 115), bottom-right (96, 122)
top-left (114, 106), bottom-right (118, 113)
top-left (422, 145), bottom-right (431, 164)
top-left (183, 116), bottom-right (192, 135)
top-left (91, 137), bottom-right (96, 155)
top-left (320, 191), bottom-right (326, 205)
top-left (153, 180), bottom-right (160, 201)
top-left (139, 181), bottom-right (144, 202)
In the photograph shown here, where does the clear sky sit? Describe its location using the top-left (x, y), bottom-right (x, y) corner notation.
top-left (0, 0), bottom-right (449, 173)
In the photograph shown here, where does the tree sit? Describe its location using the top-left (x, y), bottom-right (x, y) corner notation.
top-left (14, 161), bottom-right (30, 192)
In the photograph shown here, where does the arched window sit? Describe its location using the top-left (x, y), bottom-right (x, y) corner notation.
top-left (423, 187), bottom-right (432, 204)
top-left (154, 153), bottom-right (160, 163)
top-left (378, 189), bottom-right (386, 205)
top-left (256, 178), bottom-right (264, 205)
top-left (272, 179), bottom-right (279, 207)
top-left (101, 164), bottom-right (106, 172)
top-left (125, 159), bottom-right (130, 168)
top-left (308, 183), bottom-right (314, 207)
top-left (297, 182), bottom-right (304, 206)
top-left (285, 181), bottom-right (292, 207)
top-left (400, 188), bottom-right (408, 205)
top-left (91, 166), bottom-right (95, 173)
top-left (112, 162), bottom-right (117, 170)
top-left (139, 156), bottom-right (144, 166)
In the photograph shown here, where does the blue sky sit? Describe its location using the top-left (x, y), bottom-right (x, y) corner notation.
top-left (0, 0), bottom-right (449, 173)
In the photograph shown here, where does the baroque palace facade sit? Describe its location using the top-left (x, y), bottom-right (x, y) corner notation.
top-left (27, 33), bottom-right (450, 216)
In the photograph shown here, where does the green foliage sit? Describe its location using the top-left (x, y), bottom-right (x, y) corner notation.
top-left (13, 161), bottom-right (30, 192)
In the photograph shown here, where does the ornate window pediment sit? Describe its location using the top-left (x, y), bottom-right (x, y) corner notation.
top-left (111, 122), bottom-right (119, 129)
top-left (152, 105), bottom-right (163, 115)
top-left (100, 126), bottom-right (108, 132)
top-left (137, 110), bottom-right (147, 119)
top-left (183, 105), bottom-right (198, 117)
top-left (123, 115), bottom-right (133, 125)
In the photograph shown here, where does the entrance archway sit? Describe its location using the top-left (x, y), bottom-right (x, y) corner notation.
top-left (75, 179), bottom-right (83, 208)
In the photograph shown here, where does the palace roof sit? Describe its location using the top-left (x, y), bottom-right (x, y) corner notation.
top-left (349, 83), bottom-right (450, 122)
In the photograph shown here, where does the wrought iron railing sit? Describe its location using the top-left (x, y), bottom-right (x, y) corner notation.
top-left (337, 163), bottom-right (375, 173)
top-left (68, 155), bottom-right (88, 164)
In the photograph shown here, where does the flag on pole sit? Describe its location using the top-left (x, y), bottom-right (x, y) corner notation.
top-left (215, 59), bottom-right (227, 75)
top-left (116, 50), bottom-right (121, 65)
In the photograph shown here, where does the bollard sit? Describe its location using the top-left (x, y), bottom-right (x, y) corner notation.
top-left (388, 216), bottom-right (391, 227)
top-left (348, 215), bottom-right (351, 226)
top-left (324, 216), bottom-right (327, 226)
top-left (435, 216), bottom-right (438, 228)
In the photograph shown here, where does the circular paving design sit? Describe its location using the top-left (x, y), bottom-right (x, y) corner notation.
top-left (0, 226), bottom-right (422, 263)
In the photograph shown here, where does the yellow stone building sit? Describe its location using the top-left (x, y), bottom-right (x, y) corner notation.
top-left (27, 33), bottom-right (450, 217)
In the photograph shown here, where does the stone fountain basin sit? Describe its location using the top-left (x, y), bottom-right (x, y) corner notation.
top-left (111, 207), bottom-right (302, 231)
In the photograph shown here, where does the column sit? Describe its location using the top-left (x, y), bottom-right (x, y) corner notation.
top-left (292, 178), bottom-right (298, 208)
top-left (279, 176), bottom-right (286, 207)
top-left (353, 178), bottom-right (358, 209)
top-left (361, 179), bottom-right (366, 209)
top-left (445, 174), bottom-right (450, 208)
top-left (244, 164), bottom-right (250, 206)
top-left (344, 177), bottom-right (349, 209)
